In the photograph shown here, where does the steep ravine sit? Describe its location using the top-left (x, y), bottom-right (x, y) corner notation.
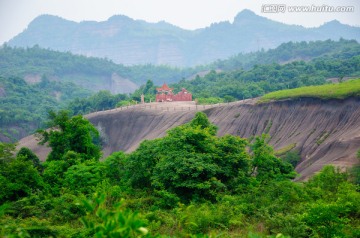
top-left (18, 98), bottom-right (360, 180)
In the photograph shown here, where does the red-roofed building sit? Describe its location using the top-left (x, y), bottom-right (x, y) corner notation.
top-left (156, 83), bottom-right (192, 102)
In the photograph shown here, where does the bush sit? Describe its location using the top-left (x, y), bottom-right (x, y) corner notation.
top-left (81, 194), bottom-right (149, 238)
top-left (63, 160), bottom-right (105, 194)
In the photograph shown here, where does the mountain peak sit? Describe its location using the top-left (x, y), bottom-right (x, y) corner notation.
top-left (26, 14), bottom-right (76, 31)
top-left (234, 9), bottom-right (258, 21)
top-left (322, 20), bottom-right (342, 26)
top-left (232, 9), bottom-right (272, 27)
top-left (107, 14), bottom-right (134, 23)
top-left (29, 14), bottom-right (72, 25)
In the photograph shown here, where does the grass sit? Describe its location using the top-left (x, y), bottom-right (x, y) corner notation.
top-left (275, 143), bottom-right (297, 156)
top-left (258, 79), bottom-right (360, 103)
top-left (316, 131), bottom-right (330, 145)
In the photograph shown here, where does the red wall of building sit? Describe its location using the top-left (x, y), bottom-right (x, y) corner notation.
top-left (156, 89), bottom-right (192, 102)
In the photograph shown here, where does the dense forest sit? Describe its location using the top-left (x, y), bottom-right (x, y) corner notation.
top-left (1, 39), bottom-right (358, 88)
top-left (0, 111), bottom-right (359, 237)
top-left (0, 44), bottom-right (200, 87)
top-left (211, 38), bottom-right (360, 71)
top-left (171, 54), bottom-right (360, 103)
top-left (0, 76), bottom-right (91, 141)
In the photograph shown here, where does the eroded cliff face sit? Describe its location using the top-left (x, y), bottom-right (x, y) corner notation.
top-left (18, 98), bottom-right (360, 180)
top-left (205, 98), bottom-right (360, 180)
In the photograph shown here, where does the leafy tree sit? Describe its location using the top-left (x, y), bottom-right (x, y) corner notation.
top-left (151, 115), bottom-right (220, 201)
top-left (304, 202), bottom-right (348, 238)
top-left (127, 112), bottom-right (251, 202)
top-left (0, 142), bottom-right (16, 164)
top-left (282, 150), bottom-right (301, 167)
top-left (189, 111), bottom-right (217, 135)
top-left (64, 160), bottom-right (105, 194)
top-left (68, 90), bottom-right (129, 115)
top-left (306, 165), bottom-right (348, 197)
top-left (17, 147), bottom-right (43, 172)
top-left (250, 134), bottom-right (296, 182)
top-left (41, 151), bottom-right (84, 195)
top-left (143, 79), bottom-right (155, 94)
top-left (0, 156), bottom-right (45, 203)
top-left (125, 139), bottom-right (162, 189)
top-left (213, 135), bottom-right (251, 190)
top-left (104, 151), bottom-right (126, 182)
top-left (1, 145), bottom-right (45, 203)
top-left (37, 110), bottom-right (101, 161)
top-left (350, 149), bottom-right (360, 185)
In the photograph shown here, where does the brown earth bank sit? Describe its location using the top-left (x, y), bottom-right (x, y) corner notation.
top-left (17, 98), bottom-right (360, 180)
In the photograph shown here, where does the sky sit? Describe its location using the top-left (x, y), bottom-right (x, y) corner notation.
top-left (0, 0), bottom-right (359, 45)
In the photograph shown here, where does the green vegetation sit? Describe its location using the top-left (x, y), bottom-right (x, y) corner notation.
top-left (1, 112), bottom-right (359, 237)
top-left (36, 110), bottom-right (101, 162)
top-left (274, 143), bottom-right (297, 157)
top-left (350, 150), bottom-right (360, 185)
top-left (0, 44), bottom-right (201, 86)
top-left (316, 131), bottom-right (331, 145)
top-left (0, 76), bottom-right (91, 141)
top-left (68, 90), bottom-right (129, 115)
top-left (170, 51), bottom-right (360, 101)
top-left (259, 79), bottom-right (360, 103)
top-left (282, 150), bottom-right (302, 168)
top-left (212, 39), bottom-right (360, 71)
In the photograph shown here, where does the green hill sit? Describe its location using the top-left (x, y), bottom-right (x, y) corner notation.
top-left (0, 45), bottom-right (199, 93)
top-left (171, 53), bottom-right (360, 102)
top-left (259, 79), bottom-right (360, 103)
top-left (211, 39), bottom-right (360, 70)
top-left (0, 76), bottom-right (91, 141)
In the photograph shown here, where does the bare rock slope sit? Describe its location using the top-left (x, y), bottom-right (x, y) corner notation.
top-left (19, 98), bottom-right (360, 180)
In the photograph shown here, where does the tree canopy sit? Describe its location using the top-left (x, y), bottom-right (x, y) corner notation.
top-left (37, 110), bottom-right (101, 161)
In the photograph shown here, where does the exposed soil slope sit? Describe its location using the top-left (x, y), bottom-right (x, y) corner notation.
top-left (18, 98), bottom-right (360, 180)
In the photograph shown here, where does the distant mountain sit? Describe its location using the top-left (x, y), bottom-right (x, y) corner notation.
top-left (8, 9), bottom-right (360, 67)
top-left (0, 45), bottom-right (199, 93)
top-left (210, 39), bottom-right (360, 71)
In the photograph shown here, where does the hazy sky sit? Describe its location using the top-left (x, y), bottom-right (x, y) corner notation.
top-left (0, 0), bottom-right (359, 45)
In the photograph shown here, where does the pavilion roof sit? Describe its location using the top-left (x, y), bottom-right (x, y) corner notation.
top-left (156, 83), bottom-right (173, 92)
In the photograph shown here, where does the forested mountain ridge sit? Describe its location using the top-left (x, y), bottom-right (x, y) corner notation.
top-left (172, 53), bottom-right (360, 101)
top-left (211, 38), bottom-right (360, 71)
top-left (0, 45), bottom-right (199, 93)
top-left (0, 76), bottom-right (91, 142)
top-left (8, 9), bottom-right (360, 66)
top-left (1, 39), bottom-right (358, 96)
